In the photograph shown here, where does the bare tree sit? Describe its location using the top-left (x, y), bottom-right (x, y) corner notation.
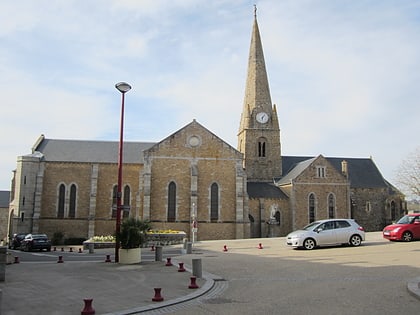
top-left (395, 147), bottom-right (420, 200)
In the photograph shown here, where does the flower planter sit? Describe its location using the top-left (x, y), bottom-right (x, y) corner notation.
top-left (119, 247), bottom-right (141, 264)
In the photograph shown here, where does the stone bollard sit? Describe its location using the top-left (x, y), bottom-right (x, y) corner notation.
top-left (155, 246), bottom-right (163, 262)
top-left (0, 246), bottom-right (7, 281)
top-left (186, 242), bottom-right (192, 254)
top-left (88, 243), bottom-right (94, 254)
top-left (192, 258), bottom-right (202, 278)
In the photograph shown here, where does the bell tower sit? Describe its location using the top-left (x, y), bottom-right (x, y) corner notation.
top-left (237, 7), bottom-right (282, 181)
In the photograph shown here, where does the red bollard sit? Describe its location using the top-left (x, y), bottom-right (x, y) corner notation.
top-left (53, 247), bottom-right (57, 251)
top-left (151, 245), bottom-right (155, 251)
top-left (258, 243), bottom-right (263, 249)
top-left (79, 248), bottom-right (83, 253)
top-left (69, 247), bottom-right (73, 252)
top-left (223, 245), bottom-right (228, 252)
top-left (81, 298), bottom-right (95, 315)
top-left (178, 262), bottom-right (186, 272)
top-left (165, 257), bottom-right (173, 266)
top-left (105, 254), bottom-right (111, 263)
top-left (14, 256), bottom-right (20, 264)
top-left (57, 256), bottom-right (64, 263)
top-left (188, 276), bottom-right (199, 289)
top-left (152, 288), bottom-right (164, 302)
top-left (61, 247), bottom-right (64, 252)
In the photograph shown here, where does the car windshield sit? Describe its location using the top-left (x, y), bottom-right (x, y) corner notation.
top-left (302, 221), bottom-right (321, 231)
top-left (32, 234), bottom-right (47, 239)
top-left (396, 215), bottom-right (414, 224)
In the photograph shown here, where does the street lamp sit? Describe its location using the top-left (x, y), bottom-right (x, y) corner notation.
top-left (115, 81), bottom-right (131, 263)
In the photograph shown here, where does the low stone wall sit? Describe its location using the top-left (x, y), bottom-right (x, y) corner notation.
top-left (145, 233), bottom-right (187, 247)
top-left (83, 232), bottom-right (187, 249)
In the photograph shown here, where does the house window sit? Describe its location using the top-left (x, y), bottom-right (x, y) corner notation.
top-left (366, 201), bottom-right (371, 212)
top-left (123, 185), bottom-right (130, 219)
top-left (316, 166), bottom-right (326, 178)
top-left (58, 184), bottom-right (65, 218)
top-left (168, 182), bottom-right (176, 222)
top-left (328, 193), bottom-right (335, 219)
top-left (309, 193), bottom-right (316, 223)
top-left (210, 183), bottom-right (219, 221)
top-left (69, 184), bottom-right (77, 218)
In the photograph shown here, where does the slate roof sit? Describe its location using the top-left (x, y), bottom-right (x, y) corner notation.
top-left (280, 156), bottom-right (390, 189)
top-left (33, 138), bottom-right (156, 164)
top-left (247, 182), bottom-right (289, 199)
top-left (0, 191), bottom-right (10, 207)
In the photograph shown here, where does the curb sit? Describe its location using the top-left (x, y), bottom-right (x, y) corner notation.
top-left (407, 277), bottom-right (420, 301)
top-left (102, 259), bottom-right (221, 315)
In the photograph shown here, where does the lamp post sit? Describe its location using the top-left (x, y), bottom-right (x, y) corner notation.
top-left (115, 81), bottom-right (131, 263)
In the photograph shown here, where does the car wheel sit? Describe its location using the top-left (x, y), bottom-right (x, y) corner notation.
top-left (349, 234), bottom-right (362, 247)
top-left (303, 238), bottom-right (316, 250)
top-left (402, 231), bottom-right (413, 242)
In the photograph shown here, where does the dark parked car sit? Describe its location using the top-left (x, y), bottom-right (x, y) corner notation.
top-left (20, 234), bottom-right (52, 252)
top-left (9, 233), bottom-right (27, 249)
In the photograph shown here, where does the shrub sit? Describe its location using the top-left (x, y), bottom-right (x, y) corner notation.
top-left (117, 218), bottom-right (151, 249)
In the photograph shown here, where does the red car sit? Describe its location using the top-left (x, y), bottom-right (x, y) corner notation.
top-left (383, 213), bottom-right (420, 242)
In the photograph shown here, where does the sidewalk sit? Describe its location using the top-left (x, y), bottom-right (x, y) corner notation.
top-left (0, 247), bottom-right (215, 315)
top-left (1, 234), bottom-right (419, 315)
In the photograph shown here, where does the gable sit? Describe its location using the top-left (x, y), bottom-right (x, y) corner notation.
top-left (144, 120), bottom-right (243, 160)
top-left (281, 155), bottom-right (391, 189)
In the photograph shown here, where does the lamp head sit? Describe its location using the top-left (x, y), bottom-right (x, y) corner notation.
top-left (115, 82), bottom-right (131, 93)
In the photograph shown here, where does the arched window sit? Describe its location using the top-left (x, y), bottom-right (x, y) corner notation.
top-left (210, 183), bottom-right (219, 221)
top-left (258, 140), bottom-right (266, 157)
top-left (168, 182), bottom-right (176, 222)
top-left (69, 184), bottom-right (77, 218)
top-left (275, 211), bottom-right (281, 225)
top-left (328, 193), bottom-right (335, 219)
top-left (308, 193), bottom-right (316, 223)
top-left (123, 185), bottom-right (130, 219)
top-left (112, 185), bottom-right (118, 218)
top-left (390, 201), bottom-right (396, 221)
top-left (58, 184), bottom-right (65, 218)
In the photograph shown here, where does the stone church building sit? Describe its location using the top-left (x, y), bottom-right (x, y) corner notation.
top-left (7, 13), bottom-right (405, 242)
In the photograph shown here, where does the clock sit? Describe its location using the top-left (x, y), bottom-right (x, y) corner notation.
top-left (256, 112), bottom-right (269, 124)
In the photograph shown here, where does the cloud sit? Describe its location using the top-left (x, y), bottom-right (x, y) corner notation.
top-left (0, 0), bottom-right (419, 190)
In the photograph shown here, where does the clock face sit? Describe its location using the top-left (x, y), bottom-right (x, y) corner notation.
top-left (256, 112), bottom-right (269, 124)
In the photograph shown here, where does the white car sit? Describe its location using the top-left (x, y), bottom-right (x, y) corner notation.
top-left (286, 219), bottom-right (365, 250)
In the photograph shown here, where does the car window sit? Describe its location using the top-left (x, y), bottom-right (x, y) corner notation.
top-left (335, 220), bottom-right (350, 229)
top-left (319, 221), bottom-right (334, 231)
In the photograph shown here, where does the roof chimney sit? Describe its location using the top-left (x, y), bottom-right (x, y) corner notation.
top-left (341, 160), bottom-right (348, 177)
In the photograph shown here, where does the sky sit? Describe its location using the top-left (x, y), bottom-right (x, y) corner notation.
top-left (0, 0), bottom-right (419, 194)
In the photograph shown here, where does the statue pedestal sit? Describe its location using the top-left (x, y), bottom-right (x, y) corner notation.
top-left (268, 222), bottom-right (281, 237)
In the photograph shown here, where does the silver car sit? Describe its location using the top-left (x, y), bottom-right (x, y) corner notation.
top-left (286, 219), bottom-right (365, 250)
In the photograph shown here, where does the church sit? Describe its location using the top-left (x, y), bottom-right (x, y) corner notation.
top-left (7, 12), bottom-right (405, 242)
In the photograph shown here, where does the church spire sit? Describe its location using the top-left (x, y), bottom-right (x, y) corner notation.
top-left (237, 8), bottom-right (282, 181)
top-left (239, 6), bottom-right (273, 132)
